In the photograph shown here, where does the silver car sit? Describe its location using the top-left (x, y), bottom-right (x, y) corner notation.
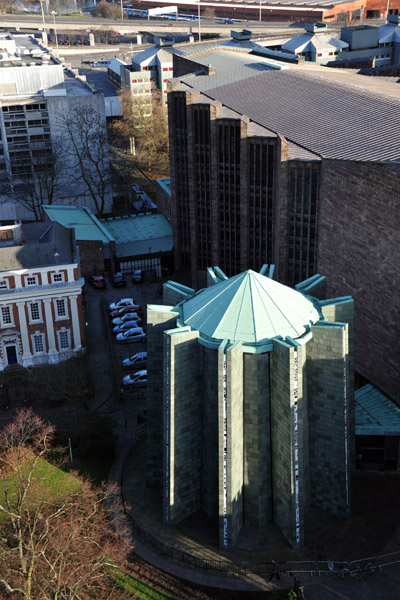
top-left (116, 327), bottom-right (147, 343)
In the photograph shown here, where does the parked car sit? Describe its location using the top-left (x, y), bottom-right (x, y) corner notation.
top-left (121, 369), bottom-right (147, 389)
top-left (110, 304), bottom-right (142, 318)
top-left (132, 269), bottom-right (142, 283)
top-left (88, 275), bottom-right (106, 289)
top-left (111, 272), bottom-right (126, 287)
top-left (112, 312), bottom-right (141, 326)
top-left (116, 327), bottom-right (147, 343)
top-left (109, 298), bottom-right (134, 311)
top-left (122, 351), bottom-right (147, 369)
top-left (113, 319), bottom-right (142, 333)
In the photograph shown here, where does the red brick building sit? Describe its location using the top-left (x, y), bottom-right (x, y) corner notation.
top-left (0, 222), bottom-right (85, 370)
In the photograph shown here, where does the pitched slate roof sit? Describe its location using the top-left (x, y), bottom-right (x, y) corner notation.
top-left (180, 269), bottom-right (319, 347)
top-left (282, 32), bottom-right (348, 53)
top-left (355, 384), bottom-right (400, 435)
top-left (200, 69), bottom-right (400, 162)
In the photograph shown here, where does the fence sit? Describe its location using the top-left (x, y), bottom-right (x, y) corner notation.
top-left (130, 517), bottom-right (285, 576)
top-left (130, 514), bottom-right (400, 579)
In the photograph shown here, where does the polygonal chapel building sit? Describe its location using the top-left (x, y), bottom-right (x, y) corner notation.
top-left (146, 266), bottom-right (354, 550)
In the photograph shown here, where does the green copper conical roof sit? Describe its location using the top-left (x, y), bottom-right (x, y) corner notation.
top-left (181, 270), bottom-right (319, 347)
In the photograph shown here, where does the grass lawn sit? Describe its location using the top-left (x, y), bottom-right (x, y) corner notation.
top-left (111, 568), bottom-right (184, 600)
top-left (0, 456), bottom-right (82, 518)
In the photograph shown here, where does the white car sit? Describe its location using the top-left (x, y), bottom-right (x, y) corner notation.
top-left (116, 327), bottom-right (147, 343)
top-left (121, 369), bottom-right (147, 389)
top-left (112, 312), bottom-right (141, 326)
top-left (122, 352), bottom-right (147, 369)
top-left (109, 298), bottom-right (134, 311)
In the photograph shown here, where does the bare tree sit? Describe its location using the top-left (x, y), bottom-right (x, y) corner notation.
top-left (0, 408), bottom-right (132, 600)
top-left (111, 88), bottom-right (170, 175)
top-left (10, 139), bottom-right (65, 221)
top-left (0, 0), bottom-right (17, 13)
top-left (94, 0), bottom-right (121, 19)
top-left (61, 106), bottom-right (112, 218)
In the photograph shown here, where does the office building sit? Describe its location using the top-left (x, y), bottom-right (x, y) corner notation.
top-left (0, 34), bottom-right (112, 221)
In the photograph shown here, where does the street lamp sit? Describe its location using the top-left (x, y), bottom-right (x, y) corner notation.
top-left (39, 0), bottom-right (46, 37)
top-left (51, 11), bottom-right (59, 58)
top-left (120, 0), bottom-right (124, 20)
top-left (259, 0), bottom-right (262, 22)
top-left (197, 0), bottom-right (201, 42)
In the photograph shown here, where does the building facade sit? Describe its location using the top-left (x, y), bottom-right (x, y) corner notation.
top-left (146, 267), bottom-right (354, 549)
top-left (0, 222), bottom-right (84, 370)
top-left (0, 35), bottom-right (113, 221)
top-left (168, 85), bottom-right (321, 289)
top-left (167, 60), bottom-right (400, 403)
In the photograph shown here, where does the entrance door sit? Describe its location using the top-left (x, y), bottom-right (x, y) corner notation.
top-left (6, 345), bottom-right (18, 365)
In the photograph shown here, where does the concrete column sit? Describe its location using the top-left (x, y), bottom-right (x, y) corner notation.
top-left (16, 302), bottom-right (33, 367)
top-left (43, 298), bottom-right (58, 363)
top-left (69, 295), bottom-right (82, 351)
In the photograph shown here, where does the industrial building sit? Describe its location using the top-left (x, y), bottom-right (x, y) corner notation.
top-left (167, 49), bottom-right (399, 403)
top-left (130, 0), bottom-right (365, 23)
top-left (146, 266), bottom-right (354, 549)
top-left (282, 16), bottom-right (400, 64)
top-left (0, 34), bottom-right (112, 221)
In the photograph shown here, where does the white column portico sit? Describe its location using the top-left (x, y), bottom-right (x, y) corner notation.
top-left (43, 298), bottom-right (58, 363)
top-left (69, 294), bottom-right (82, 351)
top-left (16, 301), bottom-right (33, 367)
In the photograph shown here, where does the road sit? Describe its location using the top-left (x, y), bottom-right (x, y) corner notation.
top-left (0, 12), bottom-right (375, 34)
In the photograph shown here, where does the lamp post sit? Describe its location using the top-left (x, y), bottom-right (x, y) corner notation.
top-left (51, 11), bottom-right (59, 58)
top-left (39, 0), bottom-right (46, 35)
top-left (259, 0), bottom-right (262, 22)
top-left (120, 0), bottom-right (124, 20)
top-left (197, 0), bottom-right (201, 42)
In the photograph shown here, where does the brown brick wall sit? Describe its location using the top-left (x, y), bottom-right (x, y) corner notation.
top-left (318, 159), bottom-right (400, 402)
top-left (76, 241), bottom-right (105, 278)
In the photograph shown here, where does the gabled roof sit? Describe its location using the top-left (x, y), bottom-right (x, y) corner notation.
top-left (131, 46), bottom-right (173, 67)
top-left (282, 32), bottom-right (348, 53)
top-left (180, 269), bottom-right (319, 348)
top-left (379, 21), bottom-right (400, 43)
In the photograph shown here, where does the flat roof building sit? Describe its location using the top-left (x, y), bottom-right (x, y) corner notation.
top-left (0, 35), bottom-right (112, 221)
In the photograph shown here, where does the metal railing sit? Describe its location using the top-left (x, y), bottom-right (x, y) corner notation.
top-left (120, 436), bottom-right (400, 579)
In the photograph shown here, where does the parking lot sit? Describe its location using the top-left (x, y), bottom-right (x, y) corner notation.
top-left (84, 272), bottom-right (162, 426)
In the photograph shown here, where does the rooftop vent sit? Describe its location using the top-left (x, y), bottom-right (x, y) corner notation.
top-left (231, 29), bottom-right (252, 41)
top-left (305, 22), bottom-right (328, 34)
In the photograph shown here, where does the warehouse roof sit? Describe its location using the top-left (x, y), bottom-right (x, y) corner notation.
top-left (197, 69), bottom-right (400, 162)
top-left (355, 384), bottom-right (400, 436)
top-left (179, 269), bottom-right (320, 350)
top-left (42, 205), bottom-right (112, 244)
top-left (100, 213), bottom-right (173, 258)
